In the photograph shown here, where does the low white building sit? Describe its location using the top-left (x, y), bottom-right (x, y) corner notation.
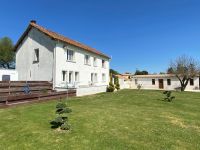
top-left (14, 21), bottom-right (110, 96)
top-left (0, 69), bottom-right (18, 81)
top-left (131, 74), bottom-right (200, 91)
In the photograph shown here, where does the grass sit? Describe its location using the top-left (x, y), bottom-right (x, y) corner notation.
top-left (0, 89), bottom-right (200, 150)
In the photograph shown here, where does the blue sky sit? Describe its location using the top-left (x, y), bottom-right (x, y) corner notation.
top-left (0, 0), bottom-right (200, 73)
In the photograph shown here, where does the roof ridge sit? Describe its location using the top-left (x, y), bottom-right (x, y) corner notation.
top-left (29, 22), bottom-right (110, 58)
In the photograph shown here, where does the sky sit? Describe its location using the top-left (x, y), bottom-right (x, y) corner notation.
top-left (0, 0), bottom-right (200, 74)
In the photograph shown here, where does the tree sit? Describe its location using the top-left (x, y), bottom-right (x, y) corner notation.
top-left (0, 37), bottom-right (15, 69)
top-left (110, 69), bottom-right (119, 75)
top-left (135, 69), bottom-right (148, 75)
top-left (169, 55), bottom-right (200, 91)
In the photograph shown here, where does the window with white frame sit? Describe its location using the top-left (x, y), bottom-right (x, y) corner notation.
top-left (93, 57), bottom-right (97, 67)
top-left (102, 73), bottom-right (106, 82)
top-left (33, 48), bottom-right (39, 63)
top-left (69, 71), bottom-right (73, 83)
top-left (67, 49), bottom-right (75, 61)
top-left (2, 75), bottom-right (10, 81)
top-left (62, 71), bottom-right (67, 82)
top-left (135, 79), bottom-right (138, 85)
top-left (84, 55), bottom-right (90, 65)
top-left (91, 73), bottom-right (94, 83)
top-left (94, 73), bottom-right (98, 83)
top-left (102, 60), bottom-right (105, 68)
top-left (75, 72), bottom-right (79, 82)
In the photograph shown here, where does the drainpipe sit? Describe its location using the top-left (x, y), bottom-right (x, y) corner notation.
top-left (52, 41), bottom-right (57, 90)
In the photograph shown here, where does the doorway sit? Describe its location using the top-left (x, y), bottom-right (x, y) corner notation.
top-left (158, 79), bottom-right (164, 89)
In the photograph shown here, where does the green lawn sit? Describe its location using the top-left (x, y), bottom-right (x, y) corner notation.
top-left (0, 90), bottom-right (200, 150)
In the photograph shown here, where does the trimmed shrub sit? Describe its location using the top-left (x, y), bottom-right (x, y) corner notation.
top-left (50, 101), bottom-right (72, 130)
top-left (137, 84), bottom-right (142, 90)
top-left (163, 91), bottom-right (175, 102)
top-left (107, 82), bottom-right (115, 92)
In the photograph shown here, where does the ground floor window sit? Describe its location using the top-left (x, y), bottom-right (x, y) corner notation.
top-left (69, 71), bottom-right (73, 83)
top-left (91, 73), bottom-right (98, 83)
top-left (75, 72), bottom-right (79, 82)
top-left (152, 79), bottom-right (155, 85)
top-left (167, 79), bottom-right (171, 85)
top-left (135, 79), bottom-right (138, 85)
top-left (190, 78), bottom-right (194, 86)
top-left (102, 73), bottom-right (106, 82)
top-left (62, 71), bottom-right (67, 81)
top-left (2, 75), bottom-right (10, 81)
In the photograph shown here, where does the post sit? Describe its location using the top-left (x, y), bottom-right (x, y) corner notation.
top-left (8, 80), bottom-right (11, 95)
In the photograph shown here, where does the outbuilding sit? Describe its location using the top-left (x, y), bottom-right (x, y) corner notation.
top-left (0, 69), bottom-right (18, 81)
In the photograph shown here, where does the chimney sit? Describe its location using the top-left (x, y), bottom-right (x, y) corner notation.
top-left (30, 20), bottom-right (36, 24)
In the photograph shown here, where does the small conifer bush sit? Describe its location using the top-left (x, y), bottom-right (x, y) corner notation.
top-left (50, 101), bottom-right (72, 130)
top-left (163, 91), bottom-right (175, 102)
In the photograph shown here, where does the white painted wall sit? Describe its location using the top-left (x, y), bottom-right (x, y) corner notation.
top-left (119, 78), bottom-right (132, 89)
top-left (16, 28), bottom-right (110, 95)
top-left (16, 28), bottom-right (55, 81)
top-left (54, 43), bottom-right (110, 88)
top-left (77, 85), bottom-right (107, 96)
top-left (0, 69), bottom-right (18, 81)
top-left (131, 76), bottom-right (200, 91)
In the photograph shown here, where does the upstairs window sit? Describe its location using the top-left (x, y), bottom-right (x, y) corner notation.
top-left (67, 49), bottom-right (74, 61)
top-left (190, 78), bottom-right (194, 86)
top-left (102, 60), bottom-right (105, 68)
top-left (85, 55), bottom-right (90, 65)
top-left (152, 79), bottom-right (155, 85)
top-left (93, 57), bottom-right (97, 67)
top-left (167, 79), bottom-right (171, 85)
top-left (33, 48), bottom-right (39, 63)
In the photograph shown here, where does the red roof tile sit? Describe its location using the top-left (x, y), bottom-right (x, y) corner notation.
top-left (14, 22), bottom-right (110, 59)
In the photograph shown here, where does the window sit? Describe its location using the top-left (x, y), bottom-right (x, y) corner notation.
top-left (2, 75), bottom-right (10, 81)
top-left (84, 55), bottom-right (90, 65)
top-left (67, 49), bottom-right (74, 61)
top-left (69, 71), bottom-right (73, 83)
top-left (91, 73), bottom-right (94, 83)
top-left (102, 73), bottom-right (106, 82)
top-left (75, 72), bottom-right (79, 82)
top-left (91, 73), bottom-right (97, 83)
top-left (167, 79), bottom-right (171, 85)
top-left (94, 73), bottom-right (98, 83)
top-left (190, 78), bottom-right (194, 86)
top-left (62, 71), bottom-right (67, 81)
top-left (135, 79), bottom-right (138, 85)
top-left (93, 57), bottom-right (97, 67)
top-left (33, 48), bottom-right (39, 62)
top-left (102, 60), bottom-right (105, 68)
top-left (152, 79), bottom-right (155, 85)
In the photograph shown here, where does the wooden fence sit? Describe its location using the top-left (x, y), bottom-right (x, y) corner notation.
top-left (0, 81), bottom-right (76, 106)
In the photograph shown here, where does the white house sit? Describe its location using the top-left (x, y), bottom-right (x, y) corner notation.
top-left (14, 21), bottom-right (110, 96)
top-left (131, 74), bottom-right (200, 92)
top-left (0, 69), bottom-right (18, 81)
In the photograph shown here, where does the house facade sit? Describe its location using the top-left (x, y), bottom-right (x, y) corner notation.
top-left (131, 74), bottom-right (200, 91)
top-left (14, 21), bottom-right (110, 96)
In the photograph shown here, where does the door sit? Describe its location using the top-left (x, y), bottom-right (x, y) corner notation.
top-left (158, 79), bottom-right (164, 89)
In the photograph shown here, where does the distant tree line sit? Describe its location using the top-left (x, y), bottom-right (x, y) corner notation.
top-left (134, 69), bottom-right (148, 75)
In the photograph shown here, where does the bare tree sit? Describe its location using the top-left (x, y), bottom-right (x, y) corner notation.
top-left (168, 55), bottom-right (200, 91)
